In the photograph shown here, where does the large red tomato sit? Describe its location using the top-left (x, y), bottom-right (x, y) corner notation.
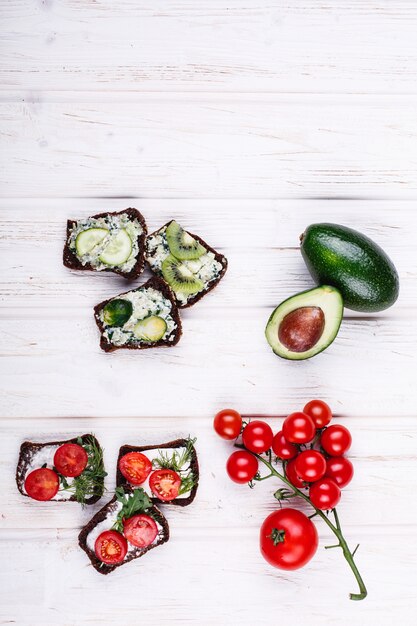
top-left (260, 508), bottom-right (318, 570)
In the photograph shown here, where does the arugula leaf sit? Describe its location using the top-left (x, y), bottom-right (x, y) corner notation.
top-left (112, 487), bottom-right (153, 533)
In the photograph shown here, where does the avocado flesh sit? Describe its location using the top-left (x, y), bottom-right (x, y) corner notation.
top-left (300, 223), bottom-right (399, 312)
top-left (265, 286), bottom-right (343, 360)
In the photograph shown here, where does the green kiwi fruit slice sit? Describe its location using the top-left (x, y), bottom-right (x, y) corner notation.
top-left (166, 221), bottom-right (206, 260)
top-left (161, 255), bottom-right (204, 295)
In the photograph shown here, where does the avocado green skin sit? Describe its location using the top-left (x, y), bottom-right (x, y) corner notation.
top-left (300, 223), bottom-right (399, 312)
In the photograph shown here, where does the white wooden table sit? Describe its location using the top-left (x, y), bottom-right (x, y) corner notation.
top-left (1, 2), bottom-right (417, 624)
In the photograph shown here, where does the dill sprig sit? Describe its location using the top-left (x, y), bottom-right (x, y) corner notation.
top-left (112, 487), bottom-right (153, 533)
top-left (153, 437), bottom-right (198, 496)
top-left (60, 435), bottom-right (107, 505)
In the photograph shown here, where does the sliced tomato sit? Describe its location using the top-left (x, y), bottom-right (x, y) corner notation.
top-left (24, 468), bottom-right (59, 501)
top-left (149, 468), bottom-right (181, 501)
top-left (119, 452), bottom-right (152, 486)
top-left (94, 530), bottom-right (127, 564)
top-left (123, 514), bottom-right (158, 548)
top-left (54, 443), bottom-right (88, 478)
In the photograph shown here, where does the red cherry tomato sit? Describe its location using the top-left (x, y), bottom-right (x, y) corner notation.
top-left (226, 450), bottom-right (258, 484)
top-left (303, 399), bottom-right (332, 429)
top-left (272, 431), bottom-right (298, 460)
top-left (320, 425), bottom-right (352, 456)
top-left (282, 412), bottom-right (316, 444)
top-left (294, 450), bottom-right (327, 483)
top-left (309, 478), bottom-right (341, 510)
top-left (54, 443), bottom-right (88, 478)
top-left (285, 458), bottom-right (305, 488)
top-left (149, 469), bottom-right (181, 501)
top-left (260, 508), bottom-right (318, 570)
top-left (24, 468), bottom-right (59, 501)
top-left (325, 456), bottom-right (354, 488)
top-left (123, 514), bottom-right (158, 548)
top-left (95, 530), bottom-right (127, 564)
top-left (213, 409), bottom-right (242, 440)
top-left (119, 452), bottom-right (152, 486)
top-left (242, 420), bottom-right (273, 454)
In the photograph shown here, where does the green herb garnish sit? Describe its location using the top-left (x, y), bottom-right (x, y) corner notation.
top-left (153, 437), bottom-right (198, 496)
top-left (61, 435), bottom-right (107, 505)
top-left (112, 487), bottom-right (153, 533)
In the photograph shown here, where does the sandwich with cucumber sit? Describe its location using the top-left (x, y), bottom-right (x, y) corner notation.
top-left (63, 208), bottom-right (147, 279)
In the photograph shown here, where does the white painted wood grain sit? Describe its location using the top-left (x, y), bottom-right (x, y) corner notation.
top-left (1, 1), bottom-right (417, 94)
top-left (1, 95), bottom-right (417, 198)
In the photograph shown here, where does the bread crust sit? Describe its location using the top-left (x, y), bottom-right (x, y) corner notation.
top-left (93, 275), bottom-right (183, 352)
top-left (63, 208), bottom-right (147, 279)
top-left (16, 434), bottom-right (105, 505)
top-left (116, 438), bottom-right (199, 507)
top-left (78, 491), bottom-right (170, 574)
top-left (146, 220), bottom-right (228, 308)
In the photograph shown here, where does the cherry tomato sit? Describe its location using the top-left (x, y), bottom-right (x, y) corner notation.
top-left (303, 399), bottom-right (332, 429)
top-left (213, 409), bottom-right (242, 440)
top-left (294, 450), bottom-right (327, 483)
top-left (260, 508), bottom-right (318, 570)
top-left (226, 450), bottom-right (258, 484)
top-left (282, 412), bottom-right (316, 444)
top-left (325, 456), bottom-right (354, 488)
top-left (24, 468), bottom-right (59, 501)
top-left (285, 458), bottom-right (305, 488)
top-left (320, 425), bottom-right (352, 456)
top-left (95, 530), bottom-right (127, 564)
top-left (309, 478), bottom-right (341, 510)
top-left (119, 452), bottom-right (152, 486)
top-left (149, 469), bottom-right (181, 501)
top-left (123, 514), bottom-right (158, 548)
top-left (242, 420), bottom-right (273, 454)
top-left (272, 431), bottom-right (298, 460)
top-left (54, 443), bottom-right (88, 478)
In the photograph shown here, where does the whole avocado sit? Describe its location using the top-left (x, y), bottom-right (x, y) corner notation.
top-left (300, 223), bottom-right (399, 312)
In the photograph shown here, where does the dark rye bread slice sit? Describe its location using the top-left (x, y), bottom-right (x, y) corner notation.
top-left (146, 220), bottom-right (228, 308)
top-left (16, 434), bottom-right (104, 505)
top-left (78, 492), bottom-right (170, 575)
top-left (94, 275), bottom-right (182, 353)
top-left (63, 208), bottom-right (147, 280)
top-left (116, 438), bottom-right (199, 507)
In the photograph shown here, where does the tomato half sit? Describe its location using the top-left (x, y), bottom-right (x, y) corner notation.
top-left (282, 412), bottom-right (316, 444)
top-left (24, 468), bottom-right (59, 501)
top-left (284, 458), bottom-right (305, 488)
top-left (272, 431), bottom-right (298, 460)
top-left (213, 409), bottom-right (242, 440)
top-left (123, 514), bottom-right (158, 548)
top-left (119, 452), bottom-right (152, 486)
top-left (260, 508), bottom-right (318, 570)
top-left (149, 469), bottom-right (181, 501)
top-left (294, 450), bottom-right (327, 483)
top-left (303, 399), bottom-right (332, 429)
top-left (320, 425), bottom-right (352, 456)
top-left (242, 420), bottom-right (273, 454)
top-left (94, 530), bottom-right (127, 564)
top-left (226, 450), bottom-right (258, 484)
top-left (325, 456), bottom-right (354, 488)
top-left (54, 443), bottom-right (88, 478)
top-left (309, 477), bottom-right (341, 510)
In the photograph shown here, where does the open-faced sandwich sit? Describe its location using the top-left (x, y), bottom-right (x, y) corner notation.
top-left (63, 208), bottom-right (147, 279)
top-left (94, 276), bottom-right (182, 352)
top-left (116, 438), bottom-right (199, 506)
top-left (78, 486), bottom-right (169, 574)
top-left (145, 220), bottom-right (227, 307)
top-left (16, 434), bottom-right (106, 505)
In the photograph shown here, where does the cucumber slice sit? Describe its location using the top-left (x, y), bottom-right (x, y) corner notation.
top-left (99, 229), bottom-right (132, 266)
top-left (103, 299), bottom-right (133, 327)
top-left (134, 316), bottom-right (167, 342)
top-left (75, 228), bottom-right (108, 256)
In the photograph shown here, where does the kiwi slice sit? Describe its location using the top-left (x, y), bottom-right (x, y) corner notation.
top-left (161, 254), bottom-right (204, 295)
top-left (166, 221), bottom-right (206, 260)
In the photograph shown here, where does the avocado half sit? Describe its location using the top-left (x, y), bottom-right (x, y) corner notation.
top-left (265, 286), bottom-right (344, 360)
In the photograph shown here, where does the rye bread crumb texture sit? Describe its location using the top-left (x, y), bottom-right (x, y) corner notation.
top-left (78, 493), bottom-right (170, 575)
top-left (93, 275), bottom-right (183, 352)
top-left (146, 220), bottom-right (228, 308)
top-left (116, 438), bottom-right (199, 507)
top-left (63, 208), bottom-right (147, 279)
top-left (16, 434), bottom-right (105, 505)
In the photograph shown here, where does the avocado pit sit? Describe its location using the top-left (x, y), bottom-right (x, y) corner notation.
top-left (278, 306), bottom-right (325, 353)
